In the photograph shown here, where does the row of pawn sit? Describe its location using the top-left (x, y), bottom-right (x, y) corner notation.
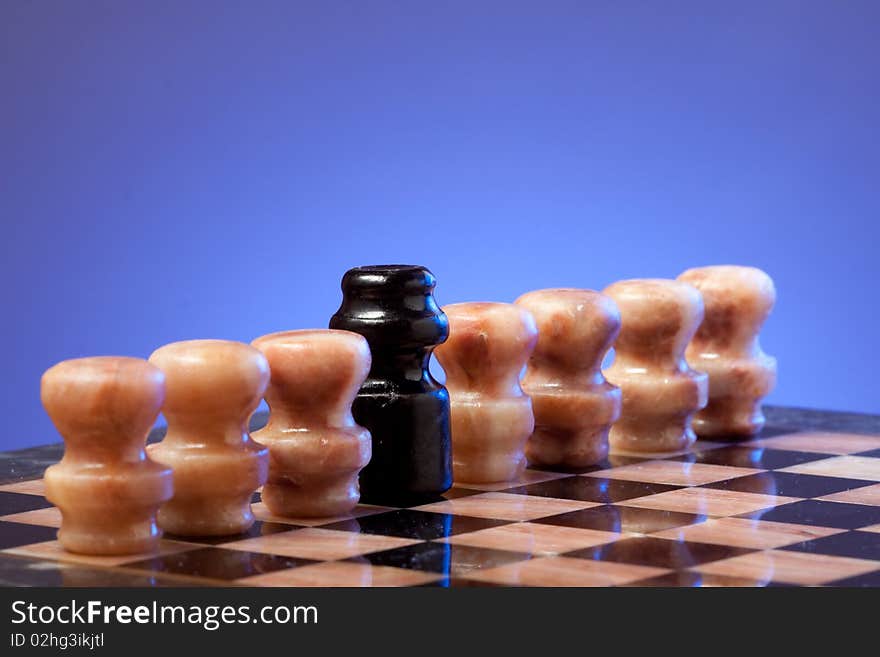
top-left (39, 264), bottom-right (775, 556)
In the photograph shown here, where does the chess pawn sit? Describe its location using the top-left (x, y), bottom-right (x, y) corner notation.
top-left (41, 357), bottom-right (173, 555)
top-left (515, 289), bottom-right (622, 468)
top-left (434, 303), bottom-right (538, 483)
top-left (677, 265), bottom-right (777, 437)
top-left (147, 340), bottom-right (269, 536)
top-left (251, 329), bottom-right (373, 517)
top-left (330, 265), bottom-right (452, 500)
top-left (603, 279), bottom-right (708, 453)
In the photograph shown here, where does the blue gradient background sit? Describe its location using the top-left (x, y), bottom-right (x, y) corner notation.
top-left (2, 1), bottom-right (878, 450)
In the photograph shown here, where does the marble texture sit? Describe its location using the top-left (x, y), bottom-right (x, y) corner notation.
top-left (252, 329), bottom-right (372, 517)
top-left (603, 279), bottom-right (708, 453)
top-left (515, 289), bottom-right (622, 468)
top-left (147, 340), bottom-right (269, 536)
top-left (434, 302), bottom-right (537, 483)
top-left (40, 357), bottom-right (173, 555)
top-left (678, 265), bottom-right (777, 437)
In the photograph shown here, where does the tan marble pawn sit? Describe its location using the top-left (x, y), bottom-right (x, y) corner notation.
top-left (603, 279), bottom-right (708, 453)
top-left (434, 303), bottom-right (537, 483)
top-left (677, 265), bottom-right (777, 437)
top-left (251, 329), bottom-right (372, 517)
top-left (147, 340), bottom-right (269, 536)
top-left (515, 290), bottom-right (622, 468)
top-left (41, 357), bottom-right (173, 555)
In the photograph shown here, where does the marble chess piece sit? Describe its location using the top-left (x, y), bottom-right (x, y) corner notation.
top-left (434, 302), bottom-right (538, 483)
top-left (41, 357), bottom-right (173, 555)
top-left (147, 340), bottom-right (269, 536)
top-left (678, 265), bottom-right (777, 437)
top-left (603, 279), bottom-right (708, 453)
top-left (252, 329), bottom-right (372, 517)
top-left (515, 289), bottom-right (622, 468)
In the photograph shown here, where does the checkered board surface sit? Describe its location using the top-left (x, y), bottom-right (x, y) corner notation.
top-left (2, 427), bottom-right (880, 587)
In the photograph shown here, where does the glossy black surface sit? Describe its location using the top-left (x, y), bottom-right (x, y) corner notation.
top-left (738, 500), bottom-right (880, 529)
top-left (671, 446), bottom-right (830, 469)
top-left (622, 571), bottom-right (795, 587)
top-left (705, 471), bottom-right (876, 497)
top-left (825, 570), bottom-right (880, 587)
top-left (504, 477), bottom-right (682, 503)
top-left (781, 530), bottom-right (880, 561)
top-left (534, 505), bottom-right (708, 534)
top-left (321, 508), bottom-right (510, 540)
top-left (565, 536), bottom-right (751, 568)
top-left (330, 264), bottom-right (452, 499)
top-left (123, 547), bottom-right (315, 581)
top-left (0, 521), bottom-right (57, 550)
top-left (351, 542), bottom-right (532, 575)
top-left (163, 520), bottom-right (299, 546)
top-left (0, 491), bottom-right (53, 515)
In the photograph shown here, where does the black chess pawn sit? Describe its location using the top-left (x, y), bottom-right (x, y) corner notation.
top-left (330, 265), bottom-right (452, 501)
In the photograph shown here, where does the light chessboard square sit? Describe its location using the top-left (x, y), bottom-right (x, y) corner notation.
top-left (0, 506), bottom-right (62, 528)
top-left (651, 517), bottom-right (845, 549)
top-left (240, 561), bottom-right (442, 587)
top-left (620, 487), bottom-right (800, 517)
top-left (0, 480), bottom-right (47, 496)
top-left (750, 433), bottom-right (880, 455)
top-left (585, 460), bottom-right (763, 486)
top-left (819, 483), bottom-right (880, 506)
top-left (223, 527), bottom-right (421, 560)
top-left (461, 555), bottom-right (669, 587)
top-left (779, 456), bottom-right (880, 482)
top-left (439, 521), bottom-right (624, 556)
top-left (414, 492), bottom-right (599, 521)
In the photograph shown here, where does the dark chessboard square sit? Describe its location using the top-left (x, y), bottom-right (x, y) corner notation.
top-left (505, 477), bottom-right (681, 504)
top-left (532, 454), bottom-right (652, 476)
top-left (758, 426), bottom-right (803, 439)
top-left (359, 487), bottom-right (484, 508)
top-left (737, 500), bottom-right (880, 530)
top-left (704, 472), bottom-right (876, 498)
top-left (122, 547), bottom-right (316, 580)
top-left (623, 571), bottom-right (706, 587)
top-left (670, 446), bottom-right (829, 470)
top-left (320, 509), bottom-right (512, 540)
top-left (0, 491), bottom-right (54, 515)
top-left (824, 569), bottom-right (880, 587)
top-left (0, 521), bottom-right (57, 550)
top-left (563, 536), bottom-right (752, 569)
top-left (164, 520), bottom-right (300, 546)
top-left (351, 542), bottom-right (532, 576)
top-left (781, 530), bottom-right (880, 561)
top-left (620, 571), bottom-right (793, 587)
top-left (533, 504), bottom-right (707, 534)
top-left (853, 448), bottom-right (880, 458)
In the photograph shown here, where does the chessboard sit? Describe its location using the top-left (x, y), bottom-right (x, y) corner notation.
top-left (1, 406), bottom-right (879, 587)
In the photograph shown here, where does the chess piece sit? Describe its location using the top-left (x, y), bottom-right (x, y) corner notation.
top-left (251, 329), bottom-right (372, 517)
top-left (603, 279), bottom-right (708, 453)
top-left (515, 289), bottom-right (622, 468)
top-left (329, 265), bottom-right (452, 500)
top-left (147, 340), bottom-right (269, 536)
top-left (434, 302), bottom-right (538, 483)
top-left (678, 265), bottom-right (777, 437)
top-left (41, 357), bottom-right (173, 555)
